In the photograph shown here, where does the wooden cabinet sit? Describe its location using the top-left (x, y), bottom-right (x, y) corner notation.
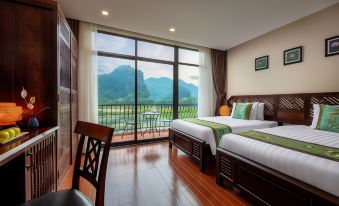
top-left (24, 130), bottom-right (57, 201)
top-left (0, 128), bottom-right (58, 205)
top-left (57, 9), bottom-right (79, 182)
top-left (0, 0), bottom-right (78, 190)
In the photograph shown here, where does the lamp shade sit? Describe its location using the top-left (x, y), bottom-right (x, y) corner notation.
top-left (0, 103), bottom-right (23, 126)
top-left (219, 105), bottom-right (231, 116)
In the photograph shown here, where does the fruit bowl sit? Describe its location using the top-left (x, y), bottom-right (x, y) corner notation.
top-left (0, 127), bottom-right (28, 145)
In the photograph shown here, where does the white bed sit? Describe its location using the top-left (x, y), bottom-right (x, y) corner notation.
top-left (219, 125), bottom-right (339, 197)
top-left (171, 116), bottom-right (277, 155)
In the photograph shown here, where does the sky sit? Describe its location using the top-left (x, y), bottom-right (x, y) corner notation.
top-left (96, 32), bottom-right (199, 86)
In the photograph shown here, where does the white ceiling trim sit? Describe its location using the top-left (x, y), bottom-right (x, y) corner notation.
top-left (58, 0), bottom-right (339, 50)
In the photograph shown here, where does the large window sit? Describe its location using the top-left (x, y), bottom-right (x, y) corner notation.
top-left (96, 32), bottom-right (135, 55)
top-left (138, 41), bottom-right (174, 61)
top-left (96, 31), bottom-right (199, 144)
top-left (178, 48), bottom-right (199, 119)
top-left (179, 48), bottom-right (199, 65)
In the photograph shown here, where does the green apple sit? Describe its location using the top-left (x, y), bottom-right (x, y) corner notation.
top-left (6, 128), bottom-right (15, 139)
top-left (0, 130), bottom-right (10, 143)
top-left (10, 127), bottom-right (21, 136)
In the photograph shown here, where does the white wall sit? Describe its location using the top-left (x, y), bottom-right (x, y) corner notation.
top-left (227, 3), bottom-right (339, 98)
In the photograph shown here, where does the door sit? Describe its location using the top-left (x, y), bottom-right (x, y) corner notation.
top-left (137, 61), bottom-right (174, 140)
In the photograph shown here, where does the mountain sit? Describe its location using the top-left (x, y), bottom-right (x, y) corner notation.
top-left (98, 65), bottom-right (198, 104)
top-left (144, 77), bottom-right (173, 100)
top-left (144, 78), bottom-right (198, 102)
top-left (98, 65), bottom-right (149, 104)
top-left (179, 80), bottom-right (198, 99)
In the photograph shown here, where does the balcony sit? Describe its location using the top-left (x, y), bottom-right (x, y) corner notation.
top-left (98, 104), bottom-right (197, 142)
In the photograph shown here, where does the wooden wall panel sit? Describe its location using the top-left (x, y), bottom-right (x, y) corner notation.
top-left (0, 1), bottom-right (58, 126)
top-left (0, 1), bottom-right (15, 101)
top-left (67, 18), bottom-right (79, 41)
top-left (0, 0), bottom-right (79, 191)
top-left (70, 34), bottom-right (78, 163)
top-left (57, 15), bottom-right (72, 181)
top-left (58, 106), bottom-right (71, 180)
top-left (59, 35), bottom-right (71, 88)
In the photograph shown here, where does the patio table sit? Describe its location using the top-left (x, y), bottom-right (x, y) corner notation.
top-left (141, 111), bottom-right (160, 137)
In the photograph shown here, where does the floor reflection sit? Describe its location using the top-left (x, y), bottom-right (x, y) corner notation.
top-left (60, 142), bottom-right (252, 206)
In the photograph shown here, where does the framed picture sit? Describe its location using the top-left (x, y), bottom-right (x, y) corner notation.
top-left (255, 55), bottom-right (269, 71)
top-left (284, 46), bottom-right (302, 65)
top-left (325, 35), bottom-right (339, 57)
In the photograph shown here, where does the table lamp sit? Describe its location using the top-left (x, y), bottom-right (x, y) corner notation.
top-left (219, 105), bottom-right (231, 116)
top-left (0, 103), bottom-right (23, 126)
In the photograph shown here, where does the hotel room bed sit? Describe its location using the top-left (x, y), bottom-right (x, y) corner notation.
top-left (170, 92), bottom-right (339, 176)
top-left (217, 125), bottom-right (339, 206)
top-left (169, 115), bottom-right (277, 172)
top-left (172, 116), bottom-right (277, 155)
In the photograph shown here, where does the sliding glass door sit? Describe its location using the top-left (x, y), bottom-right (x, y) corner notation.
top-left (96, 31), bottom-right (199, 145)
top-left (97, 56), bottom-right (136, 143)
top-left (137, 61), bottom-right (173, 140)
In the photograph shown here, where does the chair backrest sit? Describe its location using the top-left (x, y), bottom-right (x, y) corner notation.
top-left (73, 121), bottom-right (114, 206)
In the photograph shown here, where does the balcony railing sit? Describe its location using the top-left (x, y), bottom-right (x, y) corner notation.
top-left (98, 104), bottom-right (197, 133)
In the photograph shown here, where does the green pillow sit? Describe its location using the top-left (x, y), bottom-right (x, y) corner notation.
top-left (316, 104), bottom-right (339, 133)
top-left (233, 103), bottom-right (252, 120)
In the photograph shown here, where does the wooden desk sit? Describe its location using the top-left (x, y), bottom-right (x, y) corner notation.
top-left (0, 127), bottom-right (58, 205)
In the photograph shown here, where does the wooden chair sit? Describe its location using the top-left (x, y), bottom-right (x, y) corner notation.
top-left (21, 121), bottom-right (114, 206)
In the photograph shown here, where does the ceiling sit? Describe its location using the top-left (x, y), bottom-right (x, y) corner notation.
top-left (58, 0), bottom-right (339, 50)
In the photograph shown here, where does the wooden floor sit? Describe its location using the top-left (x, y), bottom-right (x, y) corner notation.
top-left (60, 142), bottom-right (252, 206)
top-left (112, 130), bottom-right (169, 143)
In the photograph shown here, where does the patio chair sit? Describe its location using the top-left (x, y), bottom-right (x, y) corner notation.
top-left (160, 119), bottom-right (173, 131)
top-left (122, 118), bottom-right (141, 138)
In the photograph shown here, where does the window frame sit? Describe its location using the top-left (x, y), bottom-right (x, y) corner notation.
top-left (97, 30), bottom-right (199, 67)
top-left (96, 30), bottom-right (199, 143)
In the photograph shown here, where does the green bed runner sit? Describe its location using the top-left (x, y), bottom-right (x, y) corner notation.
top-left (236, 130), bottom-right (339, 162)
top-left (183, 118), bottom-right (232, 145)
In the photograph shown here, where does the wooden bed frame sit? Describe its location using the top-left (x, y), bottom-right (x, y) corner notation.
top-left (169, 128), bottom-right (212, 172)
top-left (169, 92), bottom-right (287, 172)
top-left (216, 92), bottom-right (339, 206)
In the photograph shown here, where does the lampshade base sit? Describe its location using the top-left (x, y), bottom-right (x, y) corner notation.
top-left (28, 116), bottom-right (39, 128)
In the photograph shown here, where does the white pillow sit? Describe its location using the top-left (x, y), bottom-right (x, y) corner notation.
top-left (249, 102), bottom-right (259, 120)
top-left (257, 103), bottom-right (265, 120)
top-left (231, 102), bottom-right (236, 117)
top-left (310, 104), bottom-right (320, 129)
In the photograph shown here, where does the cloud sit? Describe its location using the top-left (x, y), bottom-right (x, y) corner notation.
top-left (179, 49), bottom-right (199, 65)
top-left (96, 33), bottom-right (199, 86)
top-left (190, 75), bottom-right (199, 80)
top-left (98, 56), bottom-right (134, 74)
top-left (179, 65), bottom-right (199, 86)
top-left (138, 41), bottom-right (174, 61)
top-left (138, 61), bottom-right (173, 80)
top-left (96, 33), bottom-right (135, 55)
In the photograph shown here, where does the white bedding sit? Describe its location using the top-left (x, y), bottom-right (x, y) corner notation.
top-left (171, 116), bottom-right (277, 155)
top-left (219, 125), bottom-right (339, 197)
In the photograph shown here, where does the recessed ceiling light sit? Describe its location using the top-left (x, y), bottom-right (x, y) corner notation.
top-left (102, 10), bottom-right (109, 16)
top-left (169, 27), bottom-right (175, 32)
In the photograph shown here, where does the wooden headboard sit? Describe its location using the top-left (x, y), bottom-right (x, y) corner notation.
top-left (227, 92), bottom-right (339, 125)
